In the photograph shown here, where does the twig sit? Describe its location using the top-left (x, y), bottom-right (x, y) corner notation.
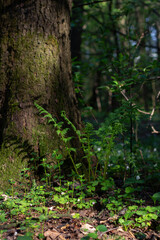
top-left (99, 227), bottom-right (123, 237)
top-left (149, 91), bottom-right (160, 133)
top-left (135, 32), bottom-right (145, 50)
top-left (121, 90), bottom-right (150, 114)
top-left (120, 88), bottom-right (160, 134)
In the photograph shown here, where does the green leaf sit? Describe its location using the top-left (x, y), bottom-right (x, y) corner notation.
top-left (96, 224), bottom-right (107, 232)
top-left (147, 213), bottom-right (158, 220)
top-left (81, 236), bottom-right (90, 240)
top-left (152, 192), bottom-right (160, 202)
top-left (128, 205), bottom-right (138, 211)
top-left (124, 211), bottom-right (134, 219)
top-left (136, 210), bottom-right (147, 216)
top-left (119, 218), bottom-right (125, 224)
top-left (56, 154), bottom-right (63, 160)
top-left (39, 214), bottom-right (46, 221)
top-left (87, 232), bottom-right (98, 239)
top-left (75, 163), bottom-right (82, 169)
top-left (125, 187), bottom-right (135, 194)
top-left (145, 206), bottom-right (157, 212)
top-left (72, 213), bottom-right (80, 219)
top-left (70, 148), bottom-right (76, 152)
top-left (91, 181), bottom-right (99, 186)
top-left (17, 233), bottom-right (33, 240)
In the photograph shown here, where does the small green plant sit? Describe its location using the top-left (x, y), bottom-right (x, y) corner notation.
top-left (151, 192), bottom-right (160, 205)
top-left (34, 103), bottom-right (80, 177)
top-left (118, 205), bottom-right (160, 230)
top-left (81, 225), bottom-right (107, 240)
top-left (134, 206), bottom-right (159, 228)
top-left (61, 113), bottom-right (95, 181)
top-left (40, 158), bottom-right (53, 187)
top-left (52, 149), bottom-right (64, 185)
top-left (0, 210), bottom-right (7, 223)
top-left (35, 103), bottom-right (127, 183)
top-left (53, 179), bottom-right (97, 210)
top-left (94, 118), bottom-right (123, 179)
top-left (8, 179), bottom-right (16, 198)
top-left (17, 232), bottom-right (33, 240)
top-left (100, 177), bottom-right (115, 191)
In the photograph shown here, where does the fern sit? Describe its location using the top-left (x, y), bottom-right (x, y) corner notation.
top-left (34, 102), bottom-right (80, 176)
top-left (34, 102), bottom-right (57, 124)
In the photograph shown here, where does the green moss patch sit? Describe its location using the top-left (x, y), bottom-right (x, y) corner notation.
top-left (0, 146), bottom-right (27, 191)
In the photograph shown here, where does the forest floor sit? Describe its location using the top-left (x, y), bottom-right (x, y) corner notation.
top-left (1, 193), bottom-right (160, 240)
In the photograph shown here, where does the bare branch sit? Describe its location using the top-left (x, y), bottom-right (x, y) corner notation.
top-left (151, 125), bottom-right (160, 134)
top-left (137, 109), bottom-right (151, 115)
top-left (156, 91), bottom-right (160, 99)
top-left (120, 90), bottom-right (150, 114)
top-left (120, 90), bottom-right (129, 101)
top-left (149, 108), bottom-right (155, 121)
top-left (119, 87), bottom-right (160, 134)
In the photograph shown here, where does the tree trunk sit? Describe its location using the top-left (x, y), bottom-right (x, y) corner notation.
top-left (108, 0), bottom-right (120, 58)
top-left (71, 0), bottom-right (83, 62)
top-left (136, 6), bottom-right (150, 111)
top-left (156, 22), bottom-right (160, 60)
top-left (0, 0), bottom-right (82, 189)
top-left (116, 0), bottom-right (129, 52)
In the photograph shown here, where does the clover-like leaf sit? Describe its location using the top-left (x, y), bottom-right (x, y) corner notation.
top-left (96, 224), bottom-right (107, 232)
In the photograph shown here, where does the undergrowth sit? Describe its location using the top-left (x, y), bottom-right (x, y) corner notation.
top-left (0, 104), bottom-right (160, 239)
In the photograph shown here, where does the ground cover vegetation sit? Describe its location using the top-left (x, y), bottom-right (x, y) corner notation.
top-left (0, 0), bottom-right (160, 239)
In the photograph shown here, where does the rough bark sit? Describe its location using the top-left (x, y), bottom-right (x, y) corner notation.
top-left (0, 0), bottom-right (82, 189)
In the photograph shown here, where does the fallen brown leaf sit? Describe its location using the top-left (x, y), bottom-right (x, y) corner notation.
top-left (59, 235), bottom-right (66, 240)
top-left (44, 230), bottom-right (60, 239)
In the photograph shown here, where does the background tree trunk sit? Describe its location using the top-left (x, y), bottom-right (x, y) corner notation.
top-left (71, 0), bottom-right (83, 62)
top-left (0, 0), bottom-right (82, 189)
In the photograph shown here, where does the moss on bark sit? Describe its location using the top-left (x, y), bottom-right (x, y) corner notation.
top-left (0, 0), bottom-right (83, 191)
top-left (0, 146), bottom-right (27, 191)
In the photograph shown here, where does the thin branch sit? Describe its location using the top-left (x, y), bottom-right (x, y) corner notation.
top-left (120, 88), bottom-right (160, 134)
top-left (151, 125), bottom-right (159, 134)
top-left (121, 90), bottom-right (150, 114)
top-left (121, 90), bottom-right (129, 101)
top-left (157, 91), bottom-right (160, 99)
top-left (73, 0), bottom-right (110, 9)
top-left (150, 91), bottom-right (160, 133)
top-left (149, 108), bottom-right (155, 121)
top-left (137, 109), bottom-right (151, 115)
top-left (135, 32), bottom-right (145, 50)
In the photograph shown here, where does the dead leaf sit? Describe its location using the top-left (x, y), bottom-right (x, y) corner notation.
top-left (61, 224), bottom-right (70, 230)
top-left (129, 230), bottom-right (135, 238)
top-left (59, 235), bottom-right (66, 240)
top-left (81, 223), bottom-right (96, 235)
top-left (117, 226), bottom-right (124, 232)
top-left (79, 210), bottom-right (88, 217)
top-left (100, 220), bottom-right (107, 224)
top-left (44, 230), bottom-right (60, 239)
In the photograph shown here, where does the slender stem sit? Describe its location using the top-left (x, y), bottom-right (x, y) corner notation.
top-left (68, 150), bottom-right (79, 176)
